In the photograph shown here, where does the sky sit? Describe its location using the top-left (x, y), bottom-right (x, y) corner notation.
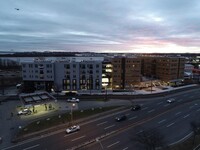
top-left (0, 0), bottom-right (200, 53)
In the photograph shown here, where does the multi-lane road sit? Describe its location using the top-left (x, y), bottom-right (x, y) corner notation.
top-left (2, 88), bottom-right (200, 150)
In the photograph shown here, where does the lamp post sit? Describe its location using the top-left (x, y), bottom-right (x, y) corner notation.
top-left (70, 103), bottom-right (76, 125)
top-left (96, 138), bottom-right (104, 150)
top-left (102, 83), bottom-right (108, 100)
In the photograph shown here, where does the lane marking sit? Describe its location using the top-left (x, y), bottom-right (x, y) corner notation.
top-left (148, 109), bottom-right (155, 113)
top-left (107, 141), bottom-right (120, 148)
top-left (143, 107), bottom-right (148, 110)
top-left (104, 124), bottom-right (115, 130)
top-left (158, 119), bottom-right (166, 124)
top-left (175, 112), bottom-right (181, 116)
top-left (23, 144), bottom-right (40, 150)
top-left (166, 122), bottom-right (175, 128)
top-left (157, 102), bottom-right (163, 105)
top-left (71, 135), bottom-right (85, 142)
top-left (189, 106), bottom-right (194, 109)
top-left (183, 114), bottom-right (190, 118)
top-left (136, 130), bottom-right (143, 134)
top-left (164, 104), bottom-right (170, 107)
top-left (64, 132), bottom-right (77, 137)
top-left (122, 147), bottom-right (128, 150)
top-left (128, 116), bottom-right (137, 120)
top-left (177, 99), bottom-right (182, 102)
top-left (97, 121), bottom-right (108, 126)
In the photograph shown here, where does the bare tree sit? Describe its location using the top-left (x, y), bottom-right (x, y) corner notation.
top-left (133, 128), bottom-right (167, 150)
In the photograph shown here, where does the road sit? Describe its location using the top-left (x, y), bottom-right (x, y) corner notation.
top-left (2, 88), bottom-right (200, 150)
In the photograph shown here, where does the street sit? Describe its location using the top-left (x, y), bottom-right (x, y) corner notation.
top-left (1, 87), bottom-right (200, 150)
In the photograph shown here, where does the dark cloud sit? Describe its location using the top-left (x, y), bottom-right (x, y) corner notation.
top-left (0, 0), bottom-right (199, 53)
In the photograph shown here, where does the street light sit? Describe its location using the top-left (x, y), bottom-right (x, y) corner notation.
top-left (96, 138), bottom-right (104, 150)
top-left (102, 83), bottom-right (108, 100)
top-left (70, 103), bottom-right (76, 125)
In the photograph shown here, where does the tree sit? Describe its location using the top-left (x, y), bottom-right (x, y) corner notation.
top-left (133, 128), bottom-right (167, 150)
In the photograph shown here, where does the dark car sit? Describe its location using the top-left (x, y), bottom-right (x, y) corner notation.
top-left (115, 115), bottom-right (127, 122)
top-left (131, 105), bottom-right (141, 111)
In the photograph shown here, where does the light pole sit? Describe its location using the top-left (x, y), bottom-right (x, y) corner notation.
top-left (70, 103), bottom-right (75, 125)
top-left (102, 83), bottom-right (108, 100)
top-left (96, 138), bottom-right (104, 150)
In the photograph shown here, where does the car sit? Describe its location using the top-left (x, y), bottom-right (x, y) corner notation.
top-left (167, 98), bottom-right (175, 103)
top-left (131, 105), bottom-right (141, 111)
top-left (17, 108), bottom-right (32, 115)
top-left (66, 125), bottom-right (80, 134)
top-left (67, 97), bottom-right (80, 103)
top-left (115, 115), bottom-right (127, 122)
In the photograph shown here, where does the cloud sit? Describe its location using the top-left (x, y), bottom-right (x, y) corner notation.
top-left (0, 0), bottom-right (199, 53)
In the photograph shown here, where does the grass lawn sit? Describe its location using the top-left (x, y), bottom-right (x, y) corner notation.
top-left (18, 106), bottom-right (119, 136)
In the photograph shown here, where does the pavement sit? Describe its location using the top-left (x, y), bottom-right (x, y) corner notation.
top-left (0, 84), bottom-right (199, 149)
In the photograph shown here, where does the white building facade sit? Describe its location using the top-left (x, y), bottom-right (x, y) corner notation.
top-left (21, 57), bottom-right (103, 92)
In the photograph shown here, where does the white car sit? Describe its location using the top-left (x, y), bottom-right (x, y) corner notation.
top-left (167, 98), bottom-right (175, 103)
top-left (66, 125), bottom-right (80, 134)
top-left (67, 97), bottom-right (80, 103)
top-left (17, 108), bottom-right (32, 115)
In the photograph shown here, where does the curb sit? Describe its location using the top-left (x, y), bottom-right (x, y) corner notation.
top-left (11, 106), bottom-right (126, 143)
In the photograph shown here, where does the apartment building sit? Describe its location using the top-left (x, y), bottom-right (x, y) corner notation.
top-left (21, 57), bottom-right (103, 92)
top-left (21, 55), bottom-right (185, 92)
top-left (102, 60), bottom-right (112, 89)
top-left (112, 56), bottom-right (141, 90)
top-left (141, 56), bottom-right (185, 82)
top-left (22, 59), bottom-right (54, 92)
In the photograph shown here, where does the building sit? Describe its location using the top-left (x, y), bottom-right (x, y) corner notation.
top-left (21, 57), bottom-right (103, 93)
top-left (102, 60), bottom-right (112, 90)
top-left (21, 55), bottom-right (185, 92)
top-left (111, 56), bottom-right (141, 90)
top-left (22, 58), bottom-right (54, 92)
top-left (141, 56), bottom-right (185, 84)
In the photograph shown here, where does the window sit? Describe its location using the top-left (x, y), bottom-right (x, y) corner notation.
top-left (73, 79), bottom-right (76, 84)
top-left (64, 64), bottom-right (70, 69)
top-left (29, 64), bottom-right (33, 68)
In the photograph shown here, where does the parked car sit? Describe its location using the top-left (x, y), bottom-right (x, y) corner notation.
top-left (67, 97), bottom-right (80, 103)
top-left (66, 125), bottom-right (80, 134)
top-left (17, 108), bottom-right (32, 115)
top-left (167, 98), bottom-right (175, 103)
top-left (115, 115), bottom-right (127, 122)
top-left (131, 105), bottom-right (141, 111)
